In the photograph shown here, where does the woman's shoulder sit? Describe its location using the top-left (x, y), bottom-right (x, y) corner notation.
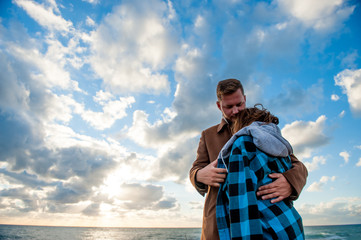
top-left (231, 135), bottom-right (256, 153)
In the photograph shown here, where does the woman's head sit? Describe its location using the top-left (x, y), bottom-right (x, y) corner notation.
top-left (232, 104), bottom-right (279, 134)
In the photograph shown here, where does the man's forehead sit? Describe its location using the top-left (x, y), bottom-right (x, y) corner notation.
top-left (220, 94), bottom-right (245, 102)
top-left (222, 99), bottom-right (244, 105)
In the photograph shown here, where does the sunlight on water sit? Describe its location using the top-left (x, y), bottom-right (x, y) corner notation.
top-left (80, 228), bottom-right (202, 240)
top-left (0, 225), bottom-right (202, 240)
top-left (0, 224), bottom-right (361, 240)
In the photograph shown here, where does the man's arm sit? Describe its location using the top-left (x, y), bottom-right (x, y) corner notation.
top-left (257, 154), bottom-right (308, 203)
top-left (189, 131), bottom-right (227, 196)
top-left (284, 154), bottom-right (308, 199)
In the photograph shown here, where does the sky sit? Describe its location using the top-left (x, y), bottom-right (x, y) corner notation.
top-left (0, 0), bottom-right (361, 228)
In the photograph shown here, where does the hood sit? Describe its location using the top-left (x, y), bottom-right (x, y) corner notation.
top-left (220, 121), bottom-right (293, 163)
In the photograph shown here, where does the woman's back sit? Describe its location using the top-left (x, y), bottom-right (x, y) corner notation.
top-left (216, 126), bottom-right (304, 239)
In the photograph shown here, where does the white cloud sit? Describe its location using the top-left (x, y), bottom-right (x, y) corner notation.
top-left (117, 183), bottom-right (177, 210)
top-left (339, 110), bottom-right (345, 118)
top-left (282, 115), bottom-right (330, 159)
top-left (6, 2), bottom-right (86, 72)
top-left (153, 137), bottom-right (199, 182)
top-left (0, 53), bottom-right (30, 111)
top-left (339, 151), bottom-right (350, 164)
top-left (82, 0), bottom-right (100, 5)
top-left (298, 197), bottom-right (361, 225)
top-left (0, 29), bottom-right (138, 215)
top-left (88, 0), bottom-right (179, 94)
top-left (195, 15), bottom-right (205, 29)
top-left (189, 201), bottom-right (204, 210)
top-left (331, 94), bottom-right (340, 101)
top-left (0, 118), bottom-right (128, 211)
top-left (174, 46), bottom-right (204, 80)
top-left (9, 44), bottom-right (80, 90)
top-left (340, 50), bottom-right (359, 69)
top-left (14, 0), bottom-right (73, 33)
top-left (126, 107), bottom-right (206, 183)
top-left (321, 176), bottom-right (336, 182)
top-left (127, 110), bottom-right (187, 149)
top-left (335, 68), bottom-right (361, 115)
top-left (306, 182), bottom-right (322, 192)
top-left (307, 175), bottom-right (336, 192)
top-left (356, 158), bottom-right (361, 167)
top-left (44, 94), bottom-right (82, 123)
top-left (128, 110), bottom-right (161, 148)
top-left (81, 92), bottom-right (135, 130)
top-left (0, 40), bottom-right (83, 125)
top-left (86, 16), bottom-right (96, 27)
top-left (278, 0), bottom-right (355, 31)
top-left (267, 80), bottom-right (324, 118)
top-left (125, 37), bottom-right (224, 182)
top-left (304, 156), bottom-right (326, 172)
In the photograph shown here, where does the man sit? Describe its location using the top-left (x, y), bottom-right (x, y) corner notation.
top-left (189, 79), bottom-right (308, 240)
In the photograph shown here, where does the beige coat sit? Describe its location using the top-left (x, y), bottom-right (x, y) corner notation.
top-left (189, 119), bottom-right (308, 240)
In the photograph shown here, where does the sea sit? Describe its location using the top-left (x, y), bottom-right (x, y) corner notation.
top-left (0, 224), bottom-right (360, 240)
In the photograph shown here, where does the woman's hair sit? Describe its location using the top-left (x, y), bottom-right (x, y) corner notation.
top-left (232, 104), bottom-right (279, 134)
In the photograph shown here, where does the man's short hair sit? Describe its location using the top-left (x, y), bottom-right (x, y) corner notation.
top-left (216, 78), bottom-right (244, 101)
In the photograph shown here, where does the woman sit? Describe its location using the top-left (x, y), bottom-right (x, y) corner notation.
top-left (216, 105), bottom-right (304, 239)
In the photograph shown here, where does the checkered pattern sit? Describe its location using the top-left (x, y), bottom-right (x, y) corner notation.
top-left (216, 135), bottom-right (304, 240)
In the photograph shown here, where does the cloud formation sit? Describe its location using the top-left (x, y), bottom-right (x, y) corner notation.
top-left (81, 91), bottom-right (135, 130)
top-left (278, 0), bottom-right (355, 31)
top-left (303, 156), bottom-right (326, 172)
top-left (331, 94), bottom-right (340, 101)
top-left (307, 176), bottom-right (336, 192)
top-left (298, 197), bottom-right (361, 225)
top-left (339, 151), bottom-right (350, 164)
top-left (282, 115), bottom-right (330, 159)
top-left (118, 183), bottom-right (177, 210)
top-left (14, 0), bottom-right (74, 33)
top-left (88, 0), bottom-right (178, 94)
top-left (267, 81), bottom-right (324, 118)
top-left (356, 158), bottom-right (361, 167)
top-left (335, 68), bottom-right (361, 116)
top-left (1, 0), bottom-right (360, 228)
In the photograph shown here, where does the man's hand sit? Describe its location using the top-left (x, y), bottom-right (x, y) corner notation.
top-left (257, 173), bottom-right (292, 203)
top-left (196, 160), bottom-right (227, 187)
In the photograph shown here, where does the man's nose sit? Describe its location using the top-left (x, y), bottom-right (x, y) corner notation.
top-left (232, 106), bottom-right (239, 114)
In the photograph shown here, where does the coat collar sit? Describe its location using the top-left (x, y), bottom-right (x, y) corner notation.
top-left (217, 118), bottom-right (230, 133)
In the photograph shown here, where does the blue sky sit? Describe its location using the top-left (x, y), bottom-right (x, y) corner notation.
top-left (0, 0), bottom-right (360, 227)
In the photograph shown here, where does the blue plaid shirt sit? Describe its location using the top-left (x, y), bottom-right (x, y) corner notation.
top-left (216, 133), bottom-right (304, 239)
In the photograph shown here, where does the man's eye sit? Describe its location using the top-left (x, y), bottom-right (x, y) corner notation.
top-left (236, 102), bottom-right (244, 107)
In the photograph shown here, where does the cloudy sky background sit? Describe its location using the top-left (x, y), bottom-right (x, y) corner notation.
top-left (0, 0), bottom-right (360, 227)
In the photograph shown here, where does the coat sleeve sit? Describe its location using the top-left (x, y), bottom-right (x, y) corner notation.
top-left (283, 154), bottom-right (308, 200)
top-left (189, 131), bottom-right (210, 196)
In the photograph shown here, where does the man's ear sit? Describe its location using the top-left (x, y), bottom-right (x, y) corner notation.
top-left (216, 101), bottom-right (221, 111)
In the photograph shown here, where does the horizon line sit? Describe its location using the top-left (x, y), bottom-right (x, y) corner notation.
top-left (1, 223), bottom-right (361, 228)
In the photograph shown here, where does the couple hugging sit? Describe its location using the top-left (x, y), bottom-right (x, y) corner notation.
top-left (190, 79), bottom-right (308, 240)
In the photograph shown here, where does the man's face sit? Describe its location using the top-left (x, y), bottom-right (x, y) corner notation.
top-left (217, 88), bottom-right (246, 122)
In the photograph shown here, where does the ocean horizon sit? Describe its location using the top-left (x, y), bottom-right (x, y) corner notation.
top-left (0, 223), bottom-right (360, 239)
